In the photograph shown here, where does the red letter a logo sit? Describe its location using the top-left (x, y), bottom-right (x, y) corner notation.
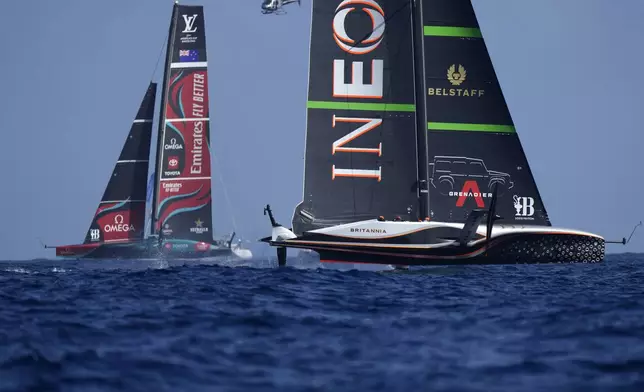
top-left (456, 180), bottom-right (485, 208)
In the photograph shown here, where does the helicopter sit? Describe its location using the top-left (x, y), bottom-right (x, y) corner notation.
top-left (261, 0), bottom-right (301, 15)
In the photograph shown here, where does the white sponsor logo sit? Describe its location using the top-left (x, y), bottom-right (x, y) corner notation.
top-left (350, 228), bottom-right (386, 233)
top-left (195, 242), bottom-right (210, 251)
top-left (182, 14), bottom-right (198, 33)
top-left (165, 138), bottom-right (184, 150)
top-left (190, 218), bottom-right (209, 234)
top-left (332, 0), bottom-right (385, 98)
top-left (449, 191), bottom-right (493, 198)
top-left (513, 195), bottom-right (535, 219)
top-left (162, 182), bottom-right (183, 193)
top-left (180, 14), bottom-right (198, 44)
top-left (330, 0), bottom-right (385, 182)
top-left (90, 229), bottom-right (100, 241)
top-left (332, 0), bottom-right (385, 55)
top-left (104, 214), bottom-right (135, 233)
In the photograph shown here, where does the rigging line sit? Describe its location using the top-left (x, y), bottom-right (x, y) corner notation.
top-left (344, 1), bottom-right (411, 57)
top-left (341, 0), bottom-right (411, 108)
top-left (211, 151), bottom-right (239, 234)
top-left (149, 24), bottom-right (170, 82)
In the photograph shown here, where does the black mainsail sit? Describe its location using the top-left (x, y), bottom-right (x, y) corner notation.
top-left (83, 83), bottom-right (157, 244)
top-left (293, 0), bottom-right (551, 231)
top-left (151, 4), bottom-right (214, 243)
top-left (292, 0), bottom-right (419, 235)
top-left (420, 0), bottom-right (550, 225)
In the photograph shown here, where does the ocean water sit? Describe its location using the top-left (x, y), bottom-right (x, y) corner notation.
top-left (1, 253), bottom-right (643, 392)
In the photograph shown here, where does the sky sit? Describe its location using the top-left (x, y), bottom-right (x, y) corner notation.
top-left (0, 0), bottom-right (642, 260)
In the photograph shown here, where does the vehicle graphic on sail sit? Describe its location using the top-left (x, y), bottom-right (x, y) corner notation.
top-left (47, 3), bottom-right (251, 261)
top-left (429, 156), bottom-right (514, 197)
top-left (260, 0), bottom-right (635, 267)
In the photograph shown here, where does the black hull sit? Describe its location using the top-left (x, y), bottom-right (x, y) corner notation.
top-left (273, 233), bottom-right (605, 266)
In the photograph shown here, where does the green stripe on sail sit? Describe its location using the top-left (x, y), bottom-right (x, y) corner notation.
top-left (423, 26), bottom-right (482, 38)
top-left (307, 101), bottom-right (415, 112)
top-left (428, 122), bottom-right (516, 133)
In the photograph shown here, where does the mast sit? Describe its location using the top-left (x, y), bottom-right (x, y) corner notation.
top-left (410, 0), bottom-right (429, 219)
top-left (150, 3), bottom-right (179, 237)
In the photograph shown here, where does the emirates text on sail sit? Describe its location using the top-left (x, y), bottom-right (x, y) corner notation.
top-left (190, 73), bottom-right (206, 175)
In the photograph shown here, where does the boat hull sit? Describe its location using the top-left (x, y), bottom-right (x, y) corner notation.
top-left (267, 220), bottom-right (606, 266)
top-left (55, 239), bottom-right (237, 260)
top-left (290, 233), bottom-right (605, 266)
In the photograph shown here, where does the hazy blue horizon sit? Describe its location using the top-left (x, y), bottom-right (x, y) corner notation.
top-left (1, 0), bottom-right (642, 260)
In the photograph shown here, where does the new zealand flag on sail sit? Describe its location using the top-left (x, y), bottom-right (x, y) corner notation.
top-left (179, 49), bottom-right (199, 62)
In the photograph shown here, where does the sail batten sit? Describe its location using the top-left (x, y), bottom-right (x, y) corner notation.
top-left (165, 117), bottom-right (210, 123)
top-left (100, 200), bottom-right (146, 204)
top-left (307, 101), bottom-right (416, 112)
top-left (423, 26), bottom-right (481, 38)
top-left (427, 122), bottom-right (516, 133)
top-left (170, 62), bottom-right (208, 69)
